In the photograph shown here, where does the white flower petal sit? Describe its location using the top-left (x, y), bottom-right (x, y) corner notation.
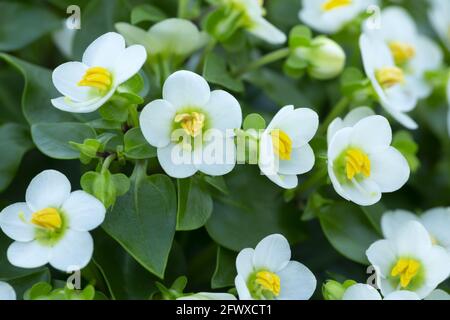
top-left (49, 230), bottom-right (93, 272)
top-left (422, 245), bottom-right (450, 292)
top-left (0, 203), bottom-right (35, 242)
top-left (235, 248), bottom-right (255, 281)
top-left (277, 261), bottom-right (316, 300)
top-left (277, 108), bottom-right (319, 148)
top-left (162, 70), bottom-right (210, 109)
top-left (328, 127), bottom-right (352, 160)
top-left (381, 210), bottom-right (420, 239)
top-left (350, 116), bottom-right (392, 153)
top-left (0, 282), bottom-right (16, 300)
top-left (370, 147), bottom-right (410, 193)
top-left (177, 292), bottom-right (237, 300)
top-left (61, 191), bottom-right (105, 232)
top-left (341, 178), bottom-right (381, 206)
top-left (426, 289), bottom-right (450, 300)
top-left (7, 241), bottom-right (50, 269)
top-left (278, 144), bottom-right (315, 175)
top-left (327, 118), bottom-right (344, 145)
top-left (196, 136), bottom-right (236, 176)
top-left (253, 234), bottom-right (291, 272)
top-left (82, 32), bottom-right (125, 69)
top-left (392, 221), bottom-right (432, 258)
top-left (327, 107), bottom-right (375, 144)
top-left (205, 90), bottom-right (242, 132)
top-left (139, 99), bottom-right (176, 148)
top-left (248, 17), bottom-right (287, 45)
top-left (411, 36), bottom-right (443, 76)
top-left (366, 239), bottom-right (397, 278)
top-left (342, 284), bottom-right (381, 300)
top-left (157, 143), bottom-right (197, 178)
top-left (51, 88), bottom-right (115, 113)
top-left (235, 275), bottom-right (252, 300)
top-left (383, 290), bottom-right (420, 300)
top-left (52, 62), bottom-right (91, 102)
top-left (266, 105), bottom-right (294, 130)
top-left (328, 163), bottom-right (349, 201)
top-left (421, 207), bottom-right (450, 250)
top-left (113, 45), bottom-right (147, 85)
top-left (25, 170), bottom-right (71, 212)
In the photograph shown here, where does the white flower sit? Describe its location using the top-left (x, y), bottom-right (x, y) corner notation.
top-left (299, 0), bottom-right (378, 34)
top-left (342, 283), bottom-right (419, 300)
top-left (227, 0), bottom-right (286, 44)
top-left (140, 70), bottom-right (242, 179)
top-left (327, 115), bottom-right (410, 206)
top-left (258, 105), bottom-right (318, 189)
top-left (0, 170), bottom-right (106, 272)
top-left (359, 34), bottom-right (418, 129)
top-left (327, 106), bottom-right (375, 144)
top-left (177, 292), bottom-right (237, 300)
top-left (51, 32), bottom-right (147, 113)
top-left (426, 289), bottom-right (450, 300)
top-left (381, 208), bottom-right (450, 253)
top-left (366, 221), bottom-right (450, 299)
top-left (0, 282), bottom-right (16, 300)
top-left (363, 7), bottom-right (443, 99)
top-left (428, 0), bottom-right (450, 51)
top-left (234, 234), bottom-right (316, 300)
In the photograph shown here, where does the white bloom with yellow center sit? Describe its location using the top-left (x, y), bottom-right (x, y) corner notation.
top-left (0, 170), bottom-right (106, 272)
top-left (235, 234), bottom-right (316, 300)
top-left (363, 7), bottom-right (443, 99)
top-left (299, 0), bottom-right (378, 34)
top-left (0, 282), bottom-right (16, 300)
top-left (366, 221), bottom-right (450, 299)
top-left (428, 0), bottom-right (450, 51)
top-left (360, 34), bottom-right (418, 129)
top-left (381, 208), bottom-right (450, 253)
top-left (177, 292), bottom-right (237, 300)
top-left (51, 32), bottom-right (147, 113)
top-left (258, 105), bottom-right (319, 189)
top-left (140, 70), bottom-right (242, 179)
top-left (342, 283), bottom-right (419, 300)
top-left (328, 115), bottom-right (410, 206)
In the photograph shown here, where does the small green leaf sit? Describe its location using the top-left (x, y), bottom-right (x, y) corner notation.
top-left (203, 175), bottom-right (229, 194)
top-left (81, 170), bottom-right (129, 208)
top-left (211, 247), bottom-right (237, 289)
top-left (99, 102), bottom-right (129, 122)
top-left (243, 113), bottom-right (266, 131)
top-left (203, 52), bottom-right (244, 92)
top-left (124, 127), bottom-right (157, 159)
top-left (131, 4), bottom-right (167, 25)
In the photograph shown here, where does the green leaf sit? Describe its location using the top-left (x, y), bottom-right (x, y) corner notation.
top-left (203, 175), bottom-right (229, 194)
top-left (203, 52), bottom-right (244, 92)
top-left (81, 170), bottom-right (129, 208)
top-left (177, 177), bottom-right (213, 231)
top-left (131, 4), bottom-right (167, 25)
top-left (8, 269), bottom-right (50, 300)
top-left (124, 128), bottom-right (157, 159)
top-left (392, 131), bottom-right (420, 172)
top-left (0, 123), bottom-right (33, 192)
top-left (99, 102), bottom-right (129, 122)
top-left (206, 166), bottom-right (305, 251)
top-left (0, 2), bottom-right (60, 51)
top-left (31, 122), bottom-right (96, 159)
top-left (289, 25), bottom-right (312, 49)
top-left (102, 174), bottom-right (177, 278)
top-left (243, 113), bottom-right (266, 131)
top-left (211, 246), bottom-right (236, 289)
top-left (318, 202), bottom-right (381, 265)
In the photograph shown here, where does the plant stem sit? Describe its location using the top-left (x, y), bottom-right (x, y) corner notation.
top-left (317, 96), bottom-right (350, 136)
top-left (101, 154), bottom-right (116, 174)
top-left (234, 47), bottom-right (290, 77)
top-left (178, 0), bottom-right (189, 18)
top-left (128, 104), bottom-right (139, 128)
top-left (195, 38), bottom-right (217, 74)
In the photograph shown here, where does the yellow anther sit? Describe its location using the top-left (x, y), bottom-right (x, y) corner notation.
top-left (174, 112), bottom-right (206, 137)
top-left (255, 271), bottom-right (281, 296)
top-left (31, 208), bottom-right (62, 231)
top-left (388, 41), bottom-right (416, 65)
top-left (391, 258), bottom-right (421, 288)
top-left (321, 0), bottom-right (352, 11)
top-left (271, 129), bottom-right (292, 161)
top-left (345, 148), bottom-right (371, 180)
top-left (375, 66), bottom-right (405, 89)
top-left (78, 66), bottom-right (112, 92)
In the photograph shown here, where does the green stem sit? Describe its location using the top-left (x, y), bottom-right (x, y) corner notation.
top-left (234, 48), bottom-right (290, 77)
top-left (317, 97), bottom-right (350, 136)
top-left (131, 160), bottom-right (148, 185)
top-left (128, 104), bottom-right (139, 128)
top-left (195, 38), bottom-right (217, 74)
top-left (101, 154), bottom-right (116, 174)
top-left (178, 0), bottom-right (189, 18)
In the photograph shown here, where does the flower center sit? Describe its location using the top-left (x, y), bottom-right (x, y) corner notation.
top-left (174, 112), bottom-right (205, 137)
top-left (31, 208), bottom-right (62, 231)
top-left (345, 148), bottom-right (371, 180)
top-left (391, 258), bottom-right (421, 288)
top-left (388, 41), bottom-right (416, 65)
top-left (321, 0), bottom-right (352, 11)
top-left (375, 66), bottom-right (404, 89)
top-left (255, 271), bottom-right (281, 297)
top-left (78, 66), bottom-right (112, 91)
top-left (271, 129), bottom-right (292, 161)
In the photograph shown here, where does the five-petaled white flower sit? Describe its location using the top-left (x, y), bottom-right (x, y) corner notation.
top-left (428, 0), bottom-right (450, 51)
top-left (51, 32), bottom-right (147, 113)
top-left (258, 105), bottom-right (318, 189)
top-left (342, 283), bottom-right (419, 300)
top-left (299, 0), bottom-right (378, 34)
top-left (177, 292), bottom-right (237, 300)
top-left (235, 234), bottom-right (316, 300)
top-left (0, 170), bottom-right (106, 272)
top-left (381, 208), bottom-right (450, 253)
top-left (140, 70), bottom-right (242, 179)
top-left (359, 34), bottom-right (418, 129)
top-left (0, 282), bottom-right (16, 300)
top-left (327, 115), bottom-right (410, 206)
top-left (366, 221), bottom-right (450, 299)
top-left (363, 7), bottom-right (443, 100)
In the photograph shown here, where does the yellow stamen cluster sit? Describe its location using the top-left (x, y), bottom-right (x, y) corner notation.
top-left (321, 0), bottom-right (352, 11)
top-left (345, 148), bottom-right (371, 180)
top-left (78, 67), bottom-right (112, 91)
top-left (271, 129), bottom-right (292, 161)
top-left (391, 258), bottom-right (421, 288)
top-left (31, 208), bottom-right (62, 231)
top-left (388, 41), bottom-right (416, 65)
top-left (255, 271), bottom-right (281, 296)
top-left (375, 66), bottom-right (405, 89)
top-left (174, 112), bottom-right (206, 137)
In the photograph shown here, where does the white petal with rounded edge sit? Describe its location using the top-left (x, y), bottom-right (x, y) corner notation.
top-left (327, 107), bottom-right (375, 144)
top-left (52, 62), bottom-right (91, 102)
top-left (82, 32), bottom-right (125, 69)
top-left (162, 70), bottom-right (210, 109)
top-left (113, 45), bottom-right (147, 85)
top-left (341, 178), bottom-right (381, 206)
top-left (49, 230), bottom-right (93, 272)
top-left (384, 291), bottom-right (420, 300)
top-left (236, 248), bottom-right (255, 281)
top-left (328, 163), bottom-right (349, 201)
top-left (265, 173), bottom-right (298, 190)
top-left (328, 127), bottom-right (352, 160)
top-left (139, 99), bottom-right (176, 148)
top-left (392, 221), bottom-right (431, 257)
top-left (370, 147), bottom-right (410, 193)
top-left (7, 241), bottom-right (50, 268)
top-left (235, 275), bottom-right (252, 300)
top-left (422, 245), bottom-right (450, 290)
top-left (266, 106), bottom-right (294, 131)
top-left (61, 191), bottom-right (106, 232)
top-left (277, 261), bottom-right (316, 300)
top-left (51, 88), bottom-right (115, 113)
top-left (342, 284), bottom-right (381, 300)
top-left (277, 108), bottom-right (319, 148)
top-left (381, 210), bottom-right (420, 239)
top-left (421, 207), bottom-right (450, 250)
top-left (249, 17), bottom-right (287, 45)
top-left (327, 118), bottom-right (344, 145)
top-left (350, 116), bottom-right (392, 153)
top-left (278, 144), bottom-right (315, 175)
top-left (157, 143), bottom-right (197, 178)
top-left (0, 282), bottom-right (16, 300)
top-left (25, 170), bottom-right (71, 212)
top-left (196, 136), bottom-right (236, 176)
top-left (0, 203), bottom-right (35, 242)
top-left (205, 90), bottom-right (242, 132)
top-left (253, 234), bottom-right (291, 272)
top-left (366, 239), bottom-right (397, 277)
